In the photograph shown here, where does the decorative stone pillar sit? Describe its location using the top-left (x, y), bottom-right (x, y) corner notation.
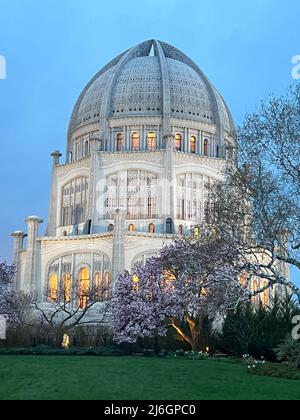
top-left (111, 209), bottom-right (126, 284)
top-left (24, 216), bottom-right (43, 293)
top-left (11, 231), bottom-right (27, 290)
top-left (163, 134), bottom-right (175, 232)
top-left (46, 151), bottom-right (62, 237)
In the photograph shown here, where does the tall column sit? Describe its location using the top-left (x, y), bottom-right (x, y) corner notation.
top-left (46, 151), bottom-right (62, 237)
top-left (112, 209), bottom-right (126, 284)
top-left (24, 216), bottom-right (43, 293)
top-left (11, 231), bottom-right (27, 290)
top-left (163, 134), bottom-right (175, 232)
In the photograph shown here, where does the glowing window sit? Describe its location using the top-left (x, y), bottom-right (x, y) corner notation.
top-left (133, 275), bottom-right (140, 291)
top-left (149, 223), bottom-right (155, 234)
top-left (252, 280), bottom-right (259, 305)
top-left (132, 132), bottom-right (140, 151)
top-left (50, 273), bottom-right (58, 301)
top-left (175, 134), bottom-right (182, 151)
top-left (190, 136), bottom-right (196, 154)
top-left (147, 132), bottom-right (156, 151)
top-left (129, 224), bottom-right (136, 232)
top-left (204, 139), bottom-right (209, 157)
top-left (117, 133), bottom-right (123, 152)
top-left (104, 272), bottom-right (110, 300)
top-left (63, 273), bottom-right (71, 303)
top-left (262, 281), bottom-right (269, 306)
top-left (240, 274), bottom-right (247, 288)
top-left (95, 272), bottom-right (102, 298)
top-left (79, 268), bottom-right (90, 308)
top-left (194, 227), bottom-right (200, 237)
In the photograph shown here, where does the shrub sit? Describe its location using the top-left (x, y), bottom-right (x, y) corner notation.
top-left (275, 336), bottom-right (300, 368)
top-left (219, 294), bottom-right (299, 361)
top-left (248, 362), bottom-right (298, 380)
top-left (0, 346), bottom-right (125, 357)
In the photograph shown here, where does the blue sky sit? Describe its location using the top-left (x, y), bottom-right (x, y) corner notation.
top-left (0, 0), bottom-right (299, 267)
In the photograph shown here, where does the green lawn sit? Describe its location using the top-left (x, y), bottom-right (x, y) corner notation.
top-left (0, 356), bottom-right (299, 400)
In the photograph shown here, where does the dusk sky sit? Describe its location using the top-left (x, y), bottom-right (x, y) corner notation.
top-left (0, 0), bottom-right (299, 265)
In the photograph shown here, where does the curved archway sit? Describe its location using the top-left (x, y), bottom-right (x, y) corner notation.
top-left (166, 218), bottom-right (173, 235)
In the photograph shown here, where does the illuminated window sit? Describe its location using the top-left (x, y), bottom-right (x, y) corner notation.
top-left (190, 136), bottom-right (196, 154)
top-left (133, 275), bottom-right (140, 291)
top-left (262, 281), bottom-right (269, 306)
top-left (104, 272), bottom-right (110, 300)
top-left (128, 224), bottom-right (136, 232)
top-left (163, 270), bottom-right (176, 284)
top-left (204, 139), bottom-right (209, 157)
top-left (175, 134), bottom-right (182, 151)
top-left (79, 268), bottom-right (90, 308)
top-left (95, 272), bottom-right (102, 298)
top-left (147, 132), bottom-right (156, 151)
top-left (194, 227), bottom-right (200, 237)
top-left (178, 225), bottom-right (184, 235)
top-left (50, 273), bottom-right (58, 301)
top-left (132, 132), bottom-right (140, 151)
top-left (63, 273), bottom-right (71, 303)
top-left (117, 133), bottom-right (123, 151)
top-left (252, 280), bottom-right (259, 305)
top-left (149, 223), bottom-right (155, 234)
top-left (108, 224), bottom-right (114, 232)
top-left (240, 274), bottom-right (247, 288)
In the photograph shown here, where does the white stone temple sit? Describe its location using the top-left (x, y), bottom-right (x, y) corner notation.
top-left (11, 40), bottom-right (238, 301)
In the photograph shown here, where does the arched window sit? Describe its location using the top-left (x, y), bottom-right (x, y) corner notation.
top-left (116, 133), bottom-right (123, 152)
top-left (63, 273), bottom-right (71, 303)
top-left (190, 136), bottom-right (196, 154)
top-left (216, 146), bottom-right (220, 158)
top-left (84, 141), bottom-right (89, 156)
top-left (95, 272), bottom-right (102, 298)
top-left (128, 224), bottom-right (136, 232)
top-left (61, 177), bottom-right (89, 227)
top-left (50, 273), bottom-right (58, 301)
top-left (178, 225), bottom-right (184, 235)
top-left (79, 268), bottom-right (90, 308)
top-left (63, 230), bottom-right (68, 237)
top-left (108, 224), bottom-right (114, 232)
top-left (132, 132), bottom-right (140, 151)
top-left (175, 134), bottom-right (182, 151)
top-left (147, 132), bottom-right (156, 151)
top-left (149, 223), bottom-right (155, 234)
top-left (166, 218), bottom-right (173, 235)
top-left (104, 272), bottom-right (110, 300)
top-left (261, 281), bottom-right (269, 306)
top-left (204, 139), bottom-right (209, 157)
top-left (252, 280), bottom-right (259, 305)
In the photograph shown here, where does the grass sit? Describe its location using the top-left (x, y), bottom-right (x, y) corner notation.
top-left (0, 356), bottom-right (299, 400)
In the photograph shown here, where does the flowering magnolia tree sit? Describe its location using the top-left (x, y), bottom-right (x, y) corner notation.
top-left (112, 236), bottom-right (246, 351)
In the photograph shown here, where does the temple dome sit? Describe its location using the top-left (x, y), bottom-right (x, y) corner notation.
top-left (68, 40), bottom-right (235, 145)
